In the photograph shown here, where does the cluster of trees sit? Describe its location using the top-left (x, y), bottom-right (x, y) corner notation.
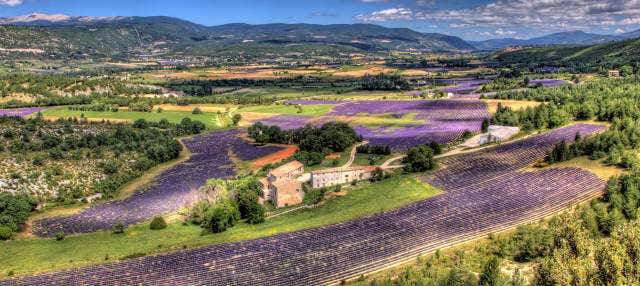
top-left (356, 145), bottom-right (391, 155)
top-left (402, 142), bottom-right (441, 172)
top-left (0, 193), bottom-right (38, 240)
top-left (189, 176), bottom-right (266, 234)
top-left (492, 102), bottom-right (570, 131)
top-left (248, 122), bottom-right (361, 166)
top-left (359, 73), bottom-right (411, 91)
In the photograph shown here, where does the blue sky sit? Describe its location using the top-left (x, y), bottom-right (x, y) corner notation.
top-left (2, 0), bottom-right (640, 40)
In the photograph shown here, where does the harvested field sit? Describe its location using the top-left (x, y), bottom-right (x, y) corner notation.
top-left (153, 104), bottom-right (234, 113)
top-left (249, 145), bottom-right (299, 170)
top-left (484, 99), bottom-right (542, 113)
top-left (4, 124), bottom-right (607, 285)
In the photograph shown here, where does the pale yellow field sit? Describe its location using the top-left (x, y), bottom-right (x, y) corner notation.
top-left (153, 104), bottom-right (235, 113)
top-left (483, 99), bottom-right (542, 113)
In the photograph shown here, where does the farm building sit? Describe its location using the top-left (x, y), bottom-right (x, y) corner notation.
top-left (260, 161), bottom-right (305, 208)
top-left (608, 70), bottom-right (621, 77)
top-left (461, 125), bottom-right (520, 148)
top-left (311, 166), bottom-right (377, 189)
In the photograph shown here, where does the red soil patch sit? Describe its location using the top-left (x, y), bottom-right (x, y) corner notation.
top-left (250, 145), bottom-right (299, 170)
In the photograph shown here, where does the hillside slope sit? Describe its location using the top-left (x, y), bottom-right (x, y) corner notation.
top-left (491, 37), bottom-right (640, 68)
top-left (0, 14), bottom-right (475, 60)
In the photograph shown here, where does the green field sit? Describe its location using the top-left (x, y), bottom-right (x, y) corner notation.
top-left (1, 175), bottom-right (441, 277)
top-left (38, 107), bottom-right (224, 129)
top-left (239, 103), bottom-right (335, 115)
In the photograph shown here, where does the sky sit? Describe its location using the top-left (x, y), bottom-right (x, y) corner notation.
top-left (2, 0), bottom-right (640, 41)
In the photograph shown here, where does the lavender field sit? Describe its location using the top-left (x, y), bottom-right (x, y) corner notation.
top-left (260, 100), bottom-right (491, 151)
top-left (5, 124), bottom-right (607, 285)
top-left (0, 107), bottom-right (46, 118)
top-left (32, 130), bottom-right (283, 236)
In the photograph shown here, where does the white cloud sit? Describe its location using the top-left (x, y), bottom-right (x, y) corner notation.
top-left (0, 0), bottom-right (24, 6)
top-left (494, 28), bottom-right (516, 36)
top-left (357, 0), bottom-right (640, 31)
top-left (616, 28), bottom-right (626, 33)
top-left (356, 8), bottom-right (414, 22)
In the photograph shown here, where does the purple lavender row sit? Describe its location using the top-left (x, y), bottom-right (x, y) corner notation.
top-left (4, 125), bottom-right (606, 286)
top-left (32, 130), bottom-right (283, 236)
top-left (0, 107), bottom-right (46, 118)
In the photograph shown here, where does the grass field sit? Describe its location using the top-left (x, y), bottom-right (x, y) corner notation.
top-left (239, 104), bottom-right (335, 116)
top-left (38, 107), bottom-right (224, 129)
top-left (1, 175), bottom-right (441, 277)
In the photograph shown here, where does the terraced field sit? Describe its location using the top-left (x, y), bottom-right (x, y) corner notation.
top-left (2, 124), bottom-right (607, 285)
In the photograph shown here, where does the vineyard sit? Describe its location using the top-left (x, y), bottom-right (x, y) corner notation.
top-left (31, 130), bottom-right (283, 236)
top-left (3, 124), bottom-right (607, 285)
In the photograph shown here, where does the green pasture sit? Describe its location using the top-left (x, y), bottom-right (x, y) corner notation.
top-left (37, 107), bottom-right (224, 129)
top-left (1, 175), bottom-right (441, 278)
top-left (239, 103), bottom-right (335, 116)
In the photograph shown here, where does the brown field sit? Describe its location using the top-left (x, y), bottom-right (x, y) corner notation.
top-left (249, 145), bottom-right (299, 170)
top-left (401, 69), bottom-right (433, 77)
top-left (483, 99), bottom-right (542, 113)
top-left (448, 67), bottom-right (494, 76)
top-left (237, 112), bottom-right (275, 127)
top-left (331, 66), bottom-right (396, 78)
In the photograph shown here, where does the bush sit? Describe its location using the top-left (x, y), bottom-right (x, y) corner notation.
top-left (0, 226), bottom-right (14, 240)
top-left (112, 222), bottom-right (125, 234)
top-left (202, 200), bottom-right (240, 233)
top-left (55, 231), bottom-right (65, 241)
top-left (150, 216), bottom-right (167, 230)
top-left (192, 107), bottom-right (202, 114)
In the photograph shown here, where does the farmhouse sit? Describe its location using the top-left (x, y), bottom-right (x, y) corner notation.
top-left (259, 161), bottom-right (305, 208)
top-left (311, 166), bottom-right (377, 189)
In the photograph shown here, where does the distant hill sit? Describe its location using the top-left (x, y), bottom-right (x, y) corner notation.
top-left (491, 37), bottom-right (640, 69)
top-left (471, 30), bottom-right (633, 50)
top-left (0, 14), bottom-right (475, 60)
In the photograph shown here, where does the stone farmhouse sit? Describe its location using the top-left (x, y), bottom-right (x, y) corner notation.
top-left (311, 166), bottom-right (377, 189)
top-left (260, 161), bottom-right (305, 208)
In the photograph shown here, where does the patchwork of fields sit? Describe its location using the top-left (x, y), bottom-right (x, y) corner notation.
top-left (3, 124), bottom-right (607, 285)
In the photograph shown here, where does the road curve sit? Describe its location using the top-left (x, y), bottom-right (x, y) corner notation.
top-left (1, 124), bottom-right (606, 286)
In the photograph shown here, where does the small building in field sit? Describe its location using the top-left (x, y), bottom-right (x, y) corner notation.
top-left (608, 70), bottom-right (621, 77)
top-left (310, 166), bottom-right (377, 189)
top-left (260, 161), bottom-right (305, 208)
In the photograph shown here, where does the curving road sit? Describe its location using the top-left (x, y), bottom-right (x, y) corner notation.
top-left (2, 124), bottom-right (606, 286)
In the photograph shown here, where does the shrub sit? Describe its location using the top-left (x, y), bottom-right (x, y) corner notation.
top-left (150, 216), bottom-right (167, 230)
top-left (192, 107), bottom-right (202, 114)
top-left (112, 222), bottom-right (125, 234)
top-left (55, 231), bottom-right (65, 241)
top-left (202, 200), bottom-right (240, 233)
top-left (0, 226), bottom-right (14, 240)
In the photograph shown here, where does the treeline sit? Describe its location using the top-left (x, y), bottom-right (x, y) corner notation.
top-left (356, 145), bottom-right (391, 155)
top-left (359, 74), bottom-right (411, 91)
top-left (248, 122), bottom-right (361, 166)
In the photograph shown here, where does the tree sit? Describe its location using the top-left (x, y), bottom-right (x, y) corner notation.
top-left (237, 191), bottom-right (265, 224)
top-left (203, 200), bottom-right (240, 233)
top-left (479, 256), bottom-right (503, 286)
top-left (620, 65), bottom-right (634, 77)
top-left (192, 107), bottom-right (202, 114)
top-left (482, 118), bottom-right (490, 133)
top-left (403, 144), bottom-right (437, 172)
top-left (232, 114), bottom-right (242, 126)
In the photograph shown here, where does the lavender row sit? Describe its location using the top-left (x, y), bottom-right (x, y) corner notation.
top-left (4, 125), bottom-right (607, 286)
top-left (32, 130), bottom-right (283, 236)
top-left (0, 107), bottom-right (46, 118)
